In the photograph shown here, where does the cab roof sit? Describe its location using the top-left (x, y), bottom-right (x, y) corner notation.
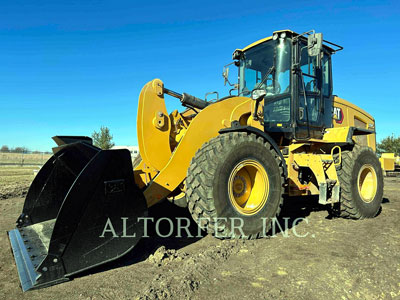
top-left (239, 29), bottom-right (295, 52)
top-left (234, 29), bottom-right (337, 56)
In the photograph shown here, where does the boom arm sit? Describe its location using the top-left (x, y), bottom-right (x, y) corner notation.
top-left (135, 79), bottom-right (254, 207)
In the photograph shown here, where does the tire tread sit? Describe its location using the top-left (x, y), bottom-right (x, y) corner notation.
top-left (186, 132), bottom-right (285, 239)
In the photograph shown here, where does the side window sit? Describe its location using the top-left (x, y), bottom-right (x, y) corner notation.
top-left (322, 54), bottom-right (331, 97)
top-left (241, 59), bottom-right (262, 96)
top-left (298, 43), bottom-right (320, 125)
top-left (245, 67), bottom-right (261, 89)
top-left (241, 65), bottom-right (261, 96)
top-left (299, 48), bottom-right (318, 92)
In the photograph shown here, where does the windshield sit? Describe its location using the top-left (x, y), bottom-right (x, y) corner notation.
top-left (239, 37), bottom-right (292, 124)
top-left (239, 38), bottom-right (291, 97)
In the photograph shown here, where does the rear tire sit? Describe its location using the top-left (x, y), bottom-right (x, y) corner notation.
top-left (335, 145), bottom-right (383, 219)
top-left (186, 132), bottom-right (285, 239)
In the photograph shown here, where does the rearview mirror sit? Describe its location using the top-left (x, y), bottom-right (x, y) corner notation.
top-left (222, 67), bottom-right (229, 86)
top-left (308, 33), bottom-right (323, 57)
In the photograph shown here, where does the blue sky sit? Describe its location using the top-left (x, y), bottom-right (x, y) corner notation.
top-left (0, 0), bottom-right (399, 151)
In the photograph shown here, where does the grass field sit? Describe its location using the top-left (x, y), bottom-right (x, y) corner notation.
top-left (0, 166), bottom-right (37, 199)
top-left (0, 152), bottom-right (52, 166)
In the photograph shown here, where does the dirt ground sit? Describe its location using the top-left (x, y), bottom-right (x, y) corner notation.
top-left (0, 177), bottom-right (399, 300)
top-left (0, 167), bottom-right (36, 199)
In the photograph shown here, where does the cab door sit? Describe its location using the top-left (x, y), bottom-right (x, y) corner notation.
top-left (295, 40), bottom-right (324, 139)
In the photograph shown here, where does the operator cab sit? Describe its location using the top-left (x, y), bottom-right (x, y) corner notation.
top-left (231, 30), bottom-right (342, 143)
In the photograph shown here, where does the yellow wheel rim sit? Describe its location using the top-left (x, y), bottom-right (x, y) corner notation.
top-left (357, 164), bottom-right (377, 203)
top-left (228, 159), bottom-right (269, 215)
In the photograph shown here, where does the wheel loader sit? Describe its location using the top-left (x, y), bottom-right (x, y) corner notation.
top-left (8, 29), bottom-right (383, 291)
top-left (380, 153), bottom-right (400, 176)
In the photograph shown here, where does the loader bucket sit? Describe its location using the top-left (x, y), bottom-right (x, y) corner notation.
top-left (7, 142), bottom-right (147, 291)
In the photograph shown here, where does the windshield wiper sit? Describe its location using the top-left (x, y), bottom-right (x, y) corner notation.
top-left (238, 65), bottom-right (275, 97)
top-left (254, 65), bottom-right (275, 91)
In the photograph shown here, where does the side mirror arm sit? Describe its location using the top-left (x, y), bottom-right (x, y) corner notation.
top-left (251, 90), bottom-right (266, 120)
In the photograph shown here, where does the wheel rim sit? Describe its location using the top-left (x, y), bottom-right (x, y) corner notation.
top-left (228, 159), bottom-right (269, 215)
top-left (357, 164), bottom-right (377, 203)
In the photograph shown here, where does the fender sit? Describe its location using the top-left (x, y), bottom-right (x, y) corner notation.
top-left (322, 126), bottom-right (375, 145)
top-left (347, 127), bottom-right (375, 144)
top-left (219, 125), bottom-right (288, 178)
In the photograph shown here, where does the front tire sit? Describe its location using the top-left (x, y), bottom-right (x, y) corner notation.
top-left (186, 132), bottom-right (285, 239)
top-left (335, 145), bottom-right (384, 219)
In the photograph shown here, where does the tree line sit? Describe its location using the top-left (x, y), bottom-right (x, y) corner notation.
top-left (1, 126), bottom-right (115, 154)
top-left (377, 135), bottom-right (400, 156)
top-left (1, 132), bottom-right (398, 155)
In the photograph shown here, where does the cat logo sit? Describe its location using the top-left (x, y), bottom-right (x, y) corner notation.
top-left (333, 107), bottom-right (344, 124)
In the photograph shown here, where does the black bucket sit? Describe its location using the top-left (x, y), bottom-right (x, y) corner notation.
top-left (7, 138), bottom-right (147, 291)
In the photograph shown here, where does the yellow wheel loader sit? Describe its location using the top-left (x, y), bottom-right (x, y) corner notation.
top-left (8, 29), bottom-right (383, 291)
top-left (380, 153), bottom-right (400, 176)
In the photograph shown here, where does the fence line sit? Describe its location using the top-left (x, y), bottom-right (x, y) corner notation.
top-left (0, 151), bottom-right (52, 167)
